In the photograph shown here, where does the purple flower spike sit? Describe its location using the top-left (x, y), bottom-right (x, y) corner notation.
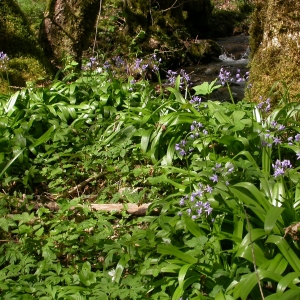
top-left (272, 159), bottom-right (292, 178)
top-left (210, 174), bottom-right (218, 183)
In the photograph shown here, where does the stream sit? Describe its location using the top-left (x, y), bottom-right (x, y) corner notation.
top-left (183, 35), bottom-right (250, 102)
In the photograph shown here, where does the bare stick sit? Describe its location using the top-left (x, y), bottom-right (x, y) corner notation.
top-left (52, 172), bottom-right (106, 200)
top-left (93, 0), bottom-right (103, 54)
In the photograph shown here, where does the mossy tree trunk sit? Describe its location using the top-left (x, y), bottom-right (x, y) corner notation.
top-left (39, 0), bottom-right (100, 68)
top-left (249, 0), bottom-right (300, 103)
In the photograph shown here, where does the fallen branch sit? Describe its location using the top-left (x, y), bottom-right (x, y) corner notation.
top-left (41, 201), bottom-right (154, 216)
top-left (90, 203), bottom-right (151, 216)
top-left (51, 172), bottom-right (107, 200)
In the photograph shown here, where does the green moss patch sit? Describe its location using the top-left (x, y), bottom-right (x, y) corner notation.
top-left (0, 0), bottom-right (51, 93)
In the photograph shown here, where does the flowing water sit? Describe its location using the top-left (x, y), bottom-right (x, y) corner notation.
top-left (183, 35), bottom-right (250, 102)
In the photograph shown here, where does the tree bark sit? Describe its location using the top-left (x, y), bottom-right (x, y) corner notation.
top-left (249, 0), bottom-right (300, 103)
top-left (39, 0), bottom-right (100, 68)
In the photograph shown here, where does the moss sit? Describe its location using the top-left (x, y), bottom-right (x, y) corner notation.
top-left (248, 0), bottom-right (300, 103)
top-left (0, 0), bottom-right (52, 93)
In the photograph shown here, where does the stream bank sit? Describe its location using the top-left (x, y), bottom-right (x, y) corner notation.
top-left (181, 34), bottom-right (250, 102)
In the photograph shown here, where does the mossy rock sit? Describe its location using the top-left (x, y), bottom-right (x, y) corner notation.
top-left (0, 0), bottom-right (51, 93)
top-left (187, 40), bottom-right (222, 63)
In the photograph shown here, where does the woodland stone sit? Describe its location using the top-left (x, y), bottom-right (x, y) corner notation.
top-left (187, 40), bottom-right (222, 63)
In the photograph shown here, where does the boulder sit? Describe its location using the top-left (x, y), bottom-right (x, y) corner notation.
top-left (187, 39), bottom-right (222, 63)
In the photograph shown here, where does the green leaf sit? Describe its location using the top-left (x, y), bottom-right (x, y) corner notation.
top-left (233, 270), bottom-right (282, 300)
top-left (178, 263), bottom-right (193, 287)
top-left (172, 275), bottom-right (199, 300)
top-left (140, 128), bottom-right (152, 152)
top-left (0, 148), bottom-right (25, 178)
top-left (207, 101), bottom-right (232, 124)
top-left (183, 215), bottom-right (206, 237)
top-left (79, 262), bottom-right (96, 286)
top-left (276, 272), bottom-right (300, 293)
top-left (5, 91), bottom-right (20, 115)
top-left (29, 125), bottom-right (55, 154)
top-left (157, 244), bottom-right (197, 264)
top-left (265, 288), bottom-right (300, 300)
top-left (264, 206), bottom-right (284, 234)
top-left (114, 253), bottom-right (130, 284)
top-left (266, 235), bottom-right (300, 272)
top-left (236, 242), bottom-right (268, 266)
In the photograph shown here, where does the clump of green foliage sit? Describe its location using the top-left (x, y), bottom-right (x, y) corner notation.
top-left (1, 52), bottom-right (300, 299)
top-left (15, 0), bottom-right (46, 33)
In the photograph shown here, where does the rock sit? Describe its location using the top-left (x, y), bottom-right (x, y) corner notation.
top-left (187, 39), bottom-right (222, 63)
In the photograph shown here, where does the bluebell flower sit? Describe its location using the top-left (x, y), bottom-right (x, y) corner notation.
top-left (166, 70), bottom-right (178, 86)
top-left (210, 174), bottom-right (218, 183)
top-left (113, 56), bottom-right (125, 67)
top-left (152, 64), bottom-right (159, 72)
top-left (141, 64), bottom-right (148, 71)
top-left (134, 58), bottom-right (143, 70)
top-left (180, 69), bottom-right (191, 83)
top-left (103, 61), bottom-right (111, 69)
top-left (205, 185), bottom-right (213, 193)
top-left (273, 136), bottom-right (281, 145)
top-left (0, 51), bottom-right (9, 70)
top-left (219, 67), bottom-right (231, 85)
top-left (295, 134), bottom-right (300, 142)
top-left (272, 159), bottom-right (292, 178)
top-left (257, 97), bottom-right (271, 113)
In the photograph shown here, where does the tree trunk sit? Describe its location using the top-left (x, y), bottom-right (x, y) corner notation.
top-left (39, 0), bottom-right (100, 68)
top-left (249, 0), bottom-right (300, 103)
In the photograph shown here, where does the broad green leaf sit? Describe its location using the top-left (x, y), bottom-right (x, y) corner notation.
top-left (172, 275), bottom-right (199, 300)
top-left (271, 182), bottom-right (285, 206)
top-left (0, 217), bottom-right (15, 232)
top-left (264, 206), bottom-right (284, 234)
top-left (140, 128), bottom-right (153, 152)
top-left (0, 148), bottom-right (25, 178)
top-left (29, 125), bottom-right (55, 154)
top-left (207, 101), bottom-right (232, 124)
top-left (276, 272), bottom-right (300, 293)
top-left (167, 86), bottom-right (186, 103)
top-left (265, 288), bottom-right (300, 300)
top-left (267, 253), bottom-right (288, 275)
top-left (266, 235), bottom-right (300, 272)
top-left (157, 244), bottom-right (197, 264)
top-left (178, 263), bottom-right (193, 287)
top-left (114, 253), bottom-right (130, 283)
top-left (183, 215), bottom-right (206, 237)
top-left (234, 270), bottom-right (282, 300)
top-left (231, 182), bottom-right (271, 211)
top-left (5, 91), bottom-right (20, 115)
top-left (79, 262), bottom-right (96, 286)
top-left (236, 242), bottom-right (268, 266)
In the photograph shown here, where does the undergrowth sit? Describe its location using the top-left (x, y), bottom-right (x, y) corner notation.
top-left (1, 53), bottom-right (300, 300)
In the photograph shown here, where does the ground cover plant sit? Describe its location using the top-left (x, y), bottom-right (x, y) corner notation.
top-left (1, 49), bottom-right (300, 300)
